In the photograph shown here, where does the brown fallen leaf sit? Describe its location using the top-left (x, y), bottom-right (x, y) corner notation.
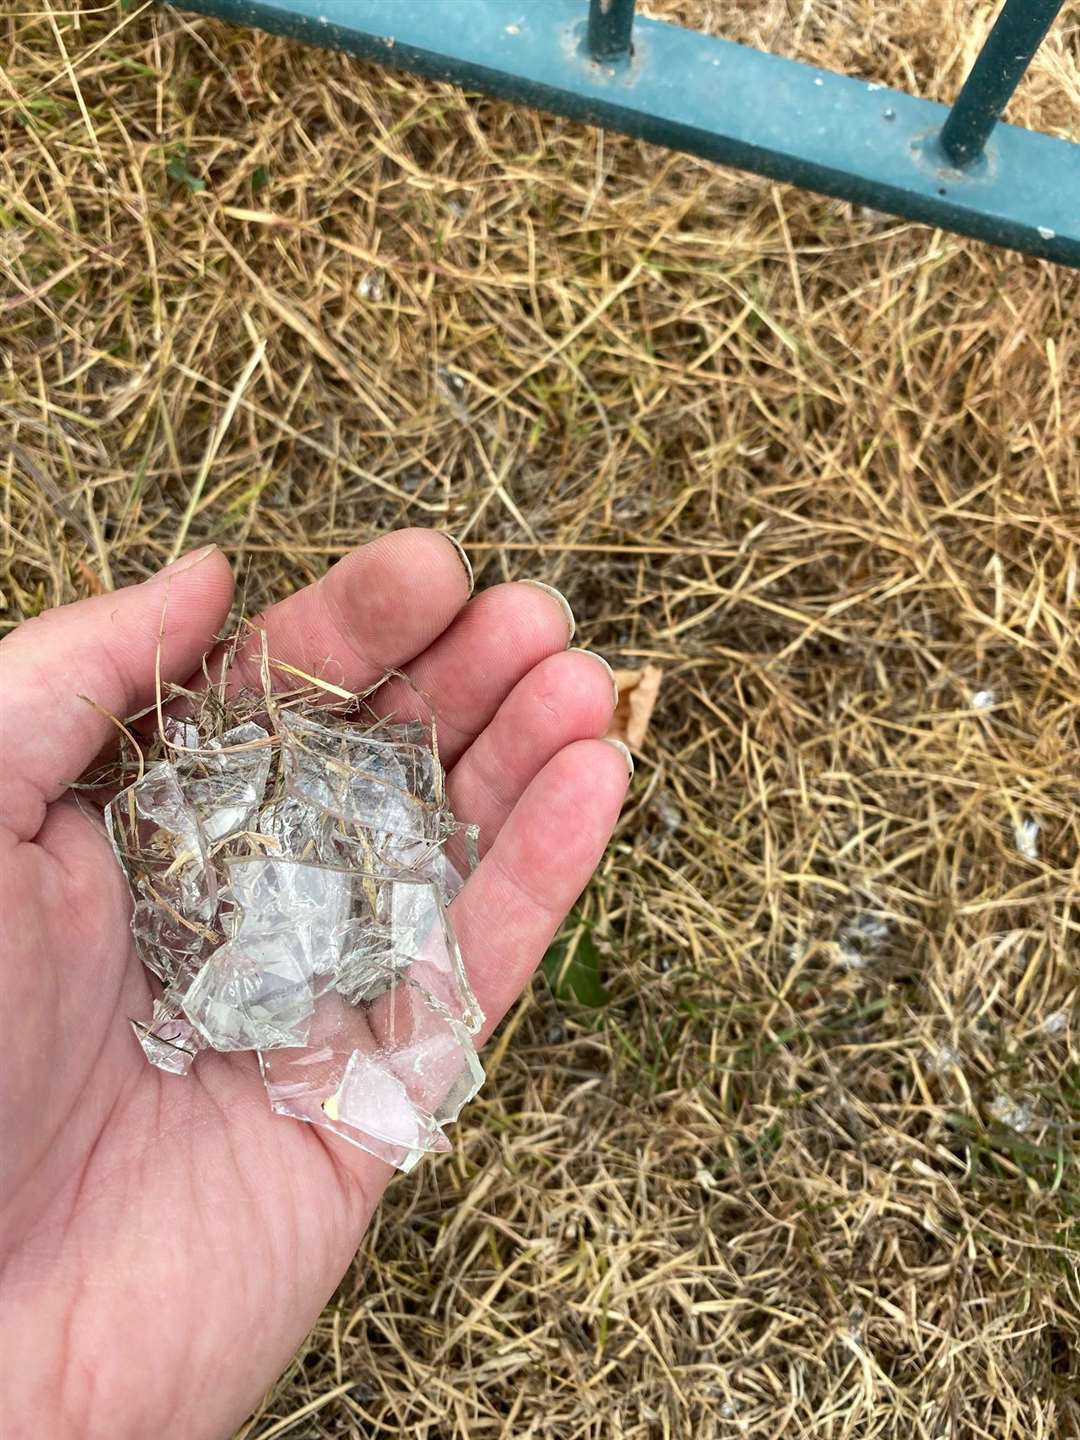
top-left (607, 665), bottom-right (662, 750)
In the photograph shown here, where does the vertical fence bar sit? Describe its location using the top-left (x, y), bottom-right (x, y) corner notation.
top-left (587, 0), bottom-right (636, 61)
top-left (940, 0), bottom-right (1065, 166)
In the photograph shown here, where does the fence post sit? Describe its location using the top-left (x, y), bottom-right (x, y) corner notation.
top-left (587, 0), bottom-right (636, 62)
top-left (940, 0), bottom-right (1065, 167)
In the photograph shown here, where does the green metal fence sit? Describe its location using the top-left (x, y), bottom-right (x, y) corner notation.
top-left (184, 0), bottom-right (1079, 267)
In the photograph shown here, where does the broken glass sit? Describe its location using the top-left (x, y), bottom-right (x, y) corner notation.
top-left (224, 856), bottom-right (353, 941)
top-left (257, 793), bottom-right (338, 864)
top-left (279, 710), bottom-right (443, 843)
top-left (382, 877), bottom-right (482, 1033)
top-left (130, 889), bottom-right (216, 985)
top-left (106, 760), bottom-right (219, 982)
top-left (259, 978), bottom-right (484, 1172)
top-left (182, 930), bottom-right (316, 1051)
top-left (106, 760), bottom-right (205, 877)
top-left (383, 822), bottom-right (481, 900)
top-left (331, 918), bottom-right (398, 1004)
top-left (109, 693), bottom-right (485, 1172)
top-left (132, 996), bottom-right (205, 1076)
top-left (181, 721), bottom-right (273, 844)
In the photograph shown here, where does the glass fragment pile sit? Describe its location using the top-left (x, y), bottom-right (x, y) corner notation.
top-left (106, 707), bottom-right (484, 1172)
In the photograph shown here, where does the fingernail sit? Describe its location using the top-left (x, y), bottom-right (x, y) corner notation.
top-left (147, 544), bottom-right (219, 583)
top-left (603, 737), bottom-right (635, 778)
top-left (520, 579), bottom-right (575, 643)
top-left (569, 647), bottom-right (620, 707)
top-left (441, 532), bottom-right (474, 595)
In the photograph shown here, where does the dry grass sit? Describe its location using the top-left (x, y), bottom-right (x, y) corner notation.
top-left (3, 2), bottom-right (1080, 1436)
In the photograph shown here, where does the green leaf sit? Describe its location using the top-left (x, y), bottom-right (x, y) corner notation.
top-left (252, 165), bottom-right (271, 193)
top-left (542, 925), bottom-right (610, 1008)
top-left (167, 152), bottom-right (206, 194)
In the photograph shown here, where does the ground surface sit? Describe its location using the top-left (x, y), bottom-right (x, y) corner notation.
top-left (3, 3), bottom-right (1079, 1437)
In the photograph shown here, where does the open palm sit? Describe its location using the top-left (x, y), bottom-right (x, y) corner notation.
top-left (0, 530), bottom-right (628, 1440)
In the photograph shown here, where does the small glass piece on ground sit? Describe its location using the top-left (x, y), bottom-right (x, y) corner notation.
top-left (108, 687), bottom-right (484, 1171)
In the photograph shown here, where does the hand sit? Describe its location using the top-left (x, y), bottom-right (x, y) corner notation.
top-left (0, 531), bottom-right (628, 1440)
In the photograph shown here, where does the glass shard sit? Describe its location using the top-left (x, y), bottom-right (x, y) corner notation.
top-left (164, 717), bottom-right (201, 752)
top-left (107, 761), bottom-right (219, 983)
top-left (180, 721), bottom-right (272, 844)
top-left (132, 996), bottom-right (205, 1076)
top-left (331, 918), bottom-right (398, 1004)
top-left (257, 793), bottom-right (338, 864)
top-left (225, 855), bottom-right (352, 933)
top-left (383, 821), bottom-right (480, 900)
top-left (279, 710), bottom-right (442, 842)
top-left (181, 930), bottom-right (315, 1050)
top-left (130, 889), bottom-right (216, 985)
top-left (383, 877), bottom-right (482, 1033)
top-left (260, 980), bottom-right (484, 1172)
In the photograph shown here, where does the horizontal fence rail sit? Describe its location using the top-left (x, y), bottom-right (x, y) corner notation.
top-left (184, 0), bottom-right (1080, 268)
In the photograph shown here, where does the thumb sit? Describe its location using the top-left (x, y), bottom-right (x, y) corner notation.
top-left (0, 547), bottom-right (235, 841)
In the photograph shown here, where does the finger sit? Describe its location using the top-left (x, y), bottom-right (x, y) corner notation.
top-left (447, 649), bottom-right (618, 851)
top-left (450, 738), bottom-right (631, 1040)
top-left (372, 580), bottom-right (576, 768)
top-left (202, 529), bottom-right (473, 697)
top-left (0, 547), bottom-right (234, 842)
